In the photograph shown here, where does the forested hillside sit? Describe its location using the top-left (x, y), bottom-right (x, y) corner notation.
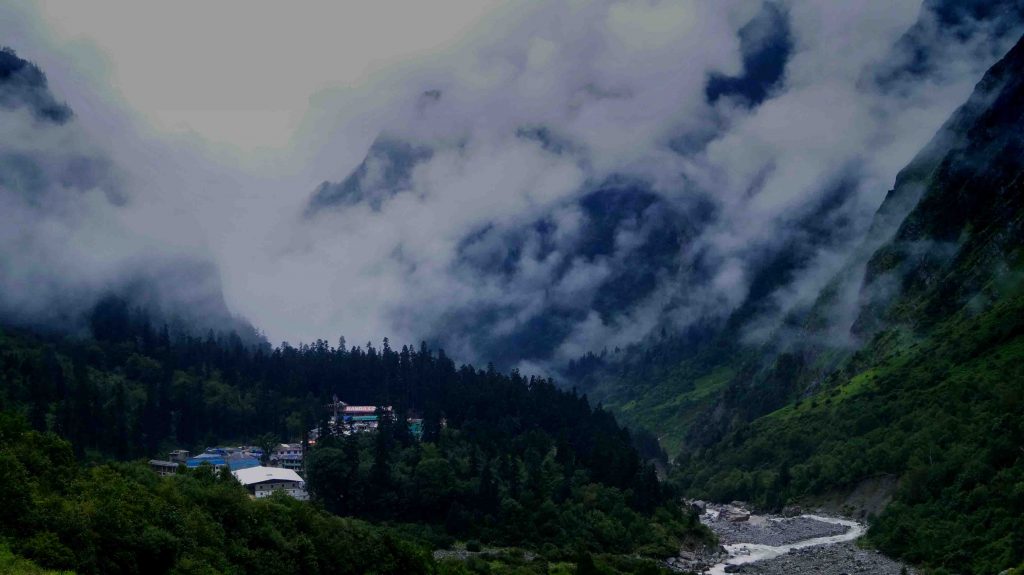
top-left (0, 409), bottom-right (434, 574)
top-left (575, 29), bottom-right (1024, 575)
top-left (0, 296), bottom-right (711, 573)
top-left (679, 32), bottom-right (1024, 575)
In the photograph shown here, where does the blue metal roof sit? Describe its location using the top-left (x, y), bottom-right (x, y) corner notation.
top-left (228, 458), bottom-right (260, 471)
top-left (186, 456), bottom-right (260, 470)
top-left (187, 457), bottom-right (225, 467)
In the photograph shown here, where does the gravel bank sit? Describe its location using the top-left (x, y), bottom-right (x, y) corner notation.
top-left (724, 541), bottom-right (915, 574)
top-left (706, 515), bottom-right (849, 546)
top-left (691, 503), bottom-right (916, 575)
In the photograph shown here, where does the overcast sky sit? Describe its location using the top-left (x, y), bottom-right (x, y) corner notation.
top-left (1, 1), bottom-right (1019, 369)
top-left (30, 0), bottom-right (507, 149)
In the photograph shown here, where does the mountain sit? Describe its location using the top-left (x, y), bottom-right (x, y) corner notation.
top-left (307, 137), bottom-right (434, 214)
top-left (578, 30), bottom-right (1024, 575)
top-left (854, 32), bottom-right (1024, 335)
top-left (0, 47), bottom-right (258, 343)
top-left (0, 47), bottom-right (72, 124)
top-left (306, 140), bottom-right (702, 367)
top-left (302, 0), bottom-right (1024, 378)
top-left (570, 0), bottom-right (1024, 452)
top-left (4, 3), bottom-right (1024, 573)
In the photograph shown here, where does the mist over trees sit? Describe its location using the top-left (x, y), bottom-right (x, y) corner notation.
top-left (0, 294), bottom-right (710, 573)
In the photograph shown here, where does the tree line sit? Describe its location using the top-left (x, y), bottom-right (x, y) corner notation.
top-left (0, 295), bottom-right (713, 572)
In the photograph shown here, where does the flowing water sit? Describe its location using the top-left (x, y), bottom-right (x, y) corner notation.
top-left (704, 515), bottom-right (864, 574)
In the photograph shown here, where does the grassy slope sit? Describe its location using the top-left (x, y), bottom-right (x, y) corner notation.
top-left (0, 545), bottom-right (70, 575)
top-left (594, 362), bottom-right (737, 456)
top-left (676, 275), bottom-right (1024, 574)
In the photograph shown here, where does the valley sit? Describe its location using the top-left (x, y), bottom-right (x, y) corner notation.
top-left (676, 503), bottom-right (915, 575)
top-left (1, 1), bottom-right (1024, 574)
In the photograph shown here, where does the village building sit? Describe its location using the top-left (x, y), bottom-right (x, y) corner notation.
top-left (311, 397), bottom-right (425, 441)
top-left (185, 447), bottom-right (261, 471)
top-left (232, 466), bottom-right (309, 500)
top-left (337, 403), bottom-right (393, 433)
top-left (269, 443), bottom-right (304, 472)
top-left (149, 459), bottom-right (179, 477)
top-left (408, 418), bottom-right (424, 440)
top-left (150, 449), bottom-right (196, 476)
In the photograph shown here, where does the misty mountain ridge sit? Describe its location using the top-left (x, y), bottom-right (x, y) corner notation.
top-left (0, 47), bottom-right (259, 344)
top-left (575, 22), bottom-right (1024, 451)
top-left (0, 46), bottom-right (71, 124)
top-left (297, 0), bottom-right (1024, 377)
top-left (2, 0), bottom-right (1021, 372)
top-left (0, 1), bottom-right (1020, 367)
top-left (558, 27), bottom-right (1024, 574)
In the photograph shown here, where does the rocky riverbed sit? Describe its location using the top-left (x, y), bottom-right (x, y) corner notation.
top-left (723, 541), bottom-right (916, 574)
top-left (667, 502), bottom-right (916, 574)
top-left (705, 513), bottom-right (849, 546)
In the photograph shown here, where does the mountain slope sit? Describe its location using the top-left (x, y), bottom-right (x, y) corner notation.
top-left (0, 308), bottom-right (712, 573)
top-left (673, 33), bottom-right (1024, 575)
top-left (0, 46), bottom-right (258, 342)
top-left (574, 3), bottom-right (1024, 450)
top-left (0, 47), bottom-right (72, 124)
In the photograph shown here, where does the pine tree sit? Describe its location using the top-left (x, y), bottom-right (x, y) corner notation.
top-left (575, 551), bottom-right (599, 575)
top-left (370, 407), bottom-right (393, 489)
top-left (477, 461), bottom-right (500, 513)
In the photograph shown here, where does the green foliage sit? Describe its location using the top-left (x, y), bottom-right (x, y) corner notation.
top-left (573, 345), bottom-right (742, 456)
top-left (0, 411), bottom-right (434, 574)
top-left (0, 308), bottom-right (653, 488)
top-left (435, 552), bottom-right (674, 575)
top-left (0, 305), bottom-right (713, 571)
top-left (306, 420), bottom-right (712, 559)
top-left (0, 543), bottom-right (70, 574)
top-left (676, 286), bottom-right (1024, 574)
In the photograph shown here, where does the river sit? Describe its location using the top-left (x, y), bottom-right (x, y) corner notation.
top-left (703, 513), bottom-right (864, 574)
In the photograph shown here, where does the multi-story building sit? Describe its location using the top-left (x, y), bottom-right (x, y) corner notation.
top-left (149, 459), bottom-right (179, 476)
top-left (269, 443), bottom-right (304, 472)
top-left (310, 398), bottom-right (425, 441)
top-left (232, 466), bottom-right (309, 500)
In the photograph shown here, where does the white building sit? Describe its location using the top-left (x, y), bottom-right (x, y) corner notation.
top-left (232, 466), bottom-right (309, 500)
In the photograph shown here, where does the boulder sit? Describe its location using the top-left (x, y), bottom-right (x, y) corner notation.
top-left (722, 506), bottom-right (751, 522)
top-left (781, 505), bottom-right (803, 517)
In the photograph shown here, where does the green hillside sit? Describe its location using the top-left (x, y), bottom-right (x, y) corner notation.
top-left (579, 31), bottom-right (1024, 575)
top-left (674, 33), bottom-right (1024, 574)
top-left (582, 353), bottom-right (739, 456)
top-left (0, 315), bottom-right (710, 574)
top-left (677, 276), bottom-right (1024, 573)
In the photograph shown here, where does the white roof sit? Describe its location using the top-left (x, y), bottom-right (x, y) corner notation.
top-left (232, 466), bottom-right (304, 486)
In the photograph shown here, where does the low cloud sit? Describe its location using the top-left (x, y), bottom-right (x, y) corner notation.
top-left (1, 1), bottom-right (1021, 369)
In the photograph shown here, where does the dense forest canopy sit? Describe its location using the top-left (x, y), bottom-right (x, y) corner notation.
top-left (0, 294), bottom-right (711, 574)
top-left (3, 294), bottom-right (646, 467)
